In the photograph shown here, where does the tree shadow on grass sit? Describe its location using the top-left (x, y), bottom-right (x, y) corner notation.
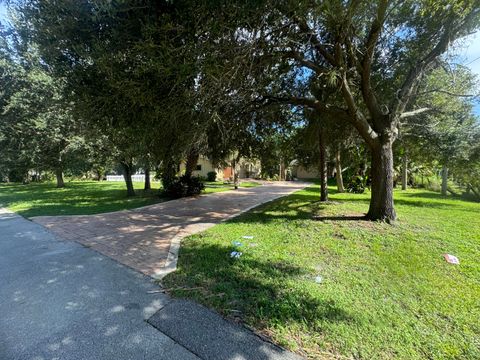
top-left (329, 193), bottom-right (479, 212)
top-left (230, 186), bottom-right (478, 226)
top-left (229, 190), bottom-right (370, 224)
top-left (229, 196), bottom-right (317, 224)
top-left (393, 198), bottom-right (480, 212)
top-left (164, 243), bottom-right (353, 329)
top-left (312, 215), bottom-right (368, 221)
top-left (1, 186), bottom-right (165, 218)
top-left (401, 190), bottom-right (480, 203)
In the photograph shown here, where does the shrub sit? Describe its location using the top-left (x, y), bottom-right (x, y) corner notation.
top-left (165, 175), bottom-right (205, 198)
top-left (346, 175), bottom-right (367, 194)
top-left (206, 171), bottom-right (217, 182)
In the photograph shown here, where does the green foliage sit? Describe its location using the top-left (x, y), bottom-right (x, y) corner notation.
top-left (0, 47), bottom-right (87, 181)
top-left (397, 65), bottom-right (480, 195)
top-left (407, 66), bottom-right (480, 165)
top-left (165, 175), bottom-right (205, 198)
top-left (5, 0), bottom-right (478, 207)
top-left (14, 0), bottom-right (229, 177)
top-left (206, 171), bottom-right (217, 182)
top-left (346, 175), bottom-right (368, 194)
top-left (2, 2), bottom-right (479, 194)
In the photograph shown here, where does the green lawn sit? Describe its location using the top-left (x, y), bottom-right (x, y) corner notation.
top-left (0, 181), bottom-right (163, 217)
top-left (0, 180), bottom-right (261, 218)
top-left (163, 186), bottom-right (480, 359)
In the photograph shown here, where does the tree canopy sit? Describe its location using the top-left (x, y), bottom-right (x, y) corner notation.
top-left (0, 0), bottom-right (479, 216)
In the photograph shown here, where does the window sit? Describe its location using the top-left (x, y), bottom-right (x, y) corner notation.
top-left (196, 164), bottom-right (202, 171)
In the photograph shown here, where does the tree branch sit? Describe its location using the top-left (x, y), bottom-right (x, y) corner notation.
top-left (282, 50), bottom-right (328, 75)
top-left (360, 0), bottom-right (388, 122)
top-left (260, 95), bottom-right (323, 111)
top-left (417, 88), bottom-right (479, 98)
top-left (260, 95), bottom-right (356, 128)
top-left (399, 107), bottom-right (431, 119)
top-left (391, 8), bottom-right (480, 116)
top-left (291, 16), bottom-right (337, 65)
top-left (340, 74), bottom-right (379, 147)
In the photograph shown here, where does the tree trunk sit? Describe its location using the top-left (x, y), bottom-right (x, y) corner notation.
top-left (55, 168), bottom-right (65, 188)
top-left (335, 149), bottom-right (344, 193)
top-left (185, 150), bottom-right (199, 178)
top-left (441, 165), bottom-right (448, 196)
top-left (469, 184), bottom-right (480, 199)
top-left (185, 150), bottom-right (200, 177)
top-left (401, 152), bottom-right (408, 191)
top-left (232, 158), bottom-right (238, 189)
top-left (95, 168), bottom-right (103, 181)
top-left (318, 130), bottom-right (328, 201)
top-left (367, 140), bottom-right (396, 222)
top-left (144, 167), bottom-right (151, 190)
top-left (359, 159), bottom-right (367, 177)
top-left (161, 159), bottom-right (177, 191)
top-left (279, 159), bottom-right (286, 181)
top-left (328, 161), bottom-right (335, 179)
top-left (121, 162), bottom-right (135, 197)
top-left (465, 184), bottom-right (471, 195)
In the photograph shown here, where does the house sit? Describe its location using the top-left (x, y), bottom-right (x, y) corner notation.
top-left (237, 158), bottom-right (261, 179)
top-left (179, 157), bottom-right (227, 180)
top-left (179, 156), bottom-right (261, 180)
top-left (291, 162), bottom-right (320, 179)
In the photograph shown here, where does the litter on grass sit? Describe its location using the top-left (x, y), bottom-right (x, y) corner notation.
top-left (242, 236), bottom-right (254, 239)
top-left (230, 251), bottom-right (243, 259)
top-left (232, 241), bottom-right (243, 247)
top-left (147, 289), bottom-right (165, 294)
top-left (315, 276), bottom-right (323, 284)
top-left (443, 253), bottom-right (460, 264)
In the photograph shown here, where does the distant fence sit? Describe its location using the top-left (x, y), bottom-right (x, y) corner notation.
top-left (106, 175), bottom-right (158, 182)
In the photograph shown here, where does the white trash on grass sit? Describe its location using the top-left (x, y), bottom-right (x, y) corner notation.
top-left (443, 253), bottom-right (460, 264)
top-left (230, 251), bottom-right (243, 259)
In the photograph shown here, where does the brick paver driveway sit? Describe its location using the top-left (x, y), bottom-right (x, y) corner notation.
top-left (32, 182), bottom-right (308, 278)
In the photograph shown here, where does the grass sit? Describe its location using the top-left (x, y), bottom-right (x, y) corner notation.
top-left (204, 180), bottom-right (260, 193)
top-left (0, 181), bottom-right (163, 217)
top-left (163, 185), bottom-right (480, 359)
top-left (0, 179), bottom-right (261, 218)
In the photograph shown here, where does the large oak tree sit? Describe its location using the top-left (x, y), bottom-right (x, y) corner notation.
top-left (199, 0), bottom-right (480, 221)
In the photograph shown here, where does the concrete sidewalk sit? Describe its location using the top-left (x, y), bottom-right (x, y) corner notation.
top-left (32, 182), bottom-right (309, 278)
top-left (0, 208), bottom-right (303, 360)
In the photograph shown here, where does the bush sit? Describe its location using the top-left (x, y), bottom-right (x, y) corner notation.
top-left (346, 175), bottom-right (367, 194)
top-left (165, 175), bottom-right (205, 198)
top-left (206, 171), bottom-right (217, 182)
top-left (8, 169), bottom-right (27, 183)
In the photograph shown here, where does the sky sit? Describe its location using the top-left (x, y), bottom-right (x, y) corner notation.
top-left (0, 2), bottom-right (479, 114)
top-left (457, 32), bottom-right (480, 115)
top-left (0, 3), bottom-right (6, 22)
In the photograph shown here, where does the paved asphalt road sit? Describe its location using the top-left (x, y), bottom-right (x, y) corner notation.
top-left (0, 208), bottom-right (302, 360)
